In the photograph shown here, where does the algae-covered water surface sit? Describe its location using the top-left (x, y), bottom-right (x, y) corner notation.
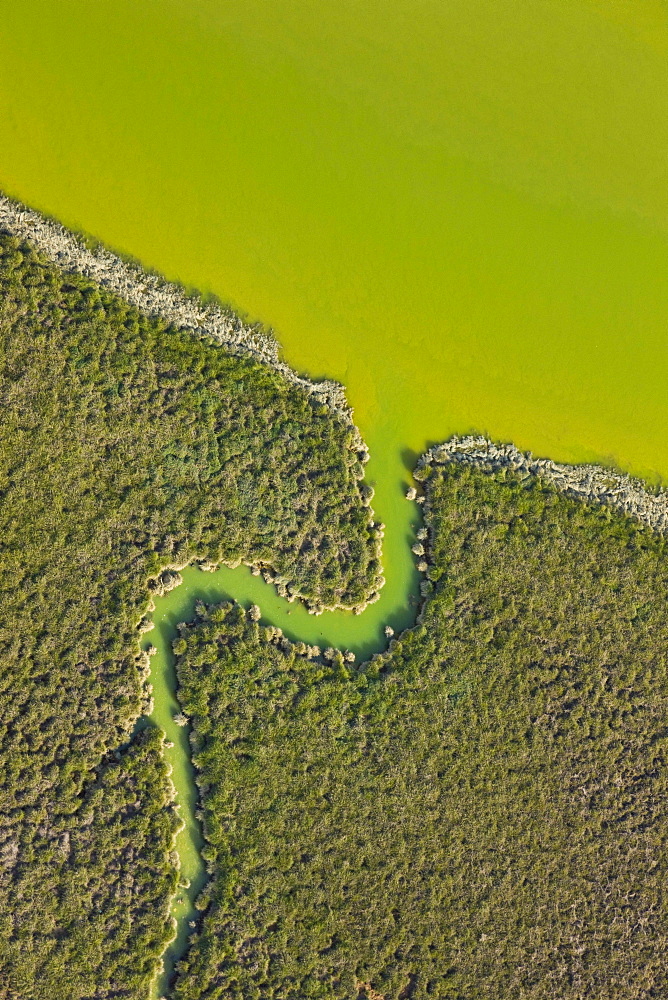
top-left (3, 0), bottom-right (668, 649)
top-left (3, 0), bottom-right (668, 993)
top-left (2, 2), bottom-right (668, 489)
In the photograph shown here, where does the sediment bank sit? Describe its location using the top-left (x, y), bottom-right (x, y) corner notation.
top-left (0, 192), bottom-right (355, 426)
top-left (419, 436), bottom-right (668, 534)
top-left (0, 191), bottom-right (382, 618)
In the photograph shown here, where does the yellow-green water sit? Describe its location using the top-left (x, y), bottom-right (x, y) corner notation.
top-left (2, 0), bottom-right (668, 993)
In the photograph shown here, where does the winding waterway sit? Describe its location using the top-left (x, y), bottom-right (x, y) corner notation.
top-left (3, 1), bottom-right (668, 994)
top-left (147, 434), bottom-right (668, 994)
top-left (146, 555), bottom-right (424, 996)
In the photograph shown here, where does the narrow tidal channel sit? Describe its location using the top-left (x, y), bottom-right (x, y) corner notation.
top-left (144, 588), bottom-right (207, 999)
top-left (145, 505), bottom-right (423, 996)
top-left (144, 440), bottom-right (668, 995)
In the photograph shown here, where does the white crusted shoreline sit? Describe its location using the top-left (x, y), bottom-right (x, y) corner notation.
top-left (0, 192), bottom-right (382, 616)
top-left (0, 192), bottom-right (353, 423)
top-left (419, 435), bottom-right (668, 534)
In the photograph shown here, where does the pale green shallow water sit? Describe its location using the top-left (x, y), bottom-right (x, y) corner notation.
top-left (2, 1), bottom-right (668, 993)
top-left (146, 559), bottom-right (423, 993)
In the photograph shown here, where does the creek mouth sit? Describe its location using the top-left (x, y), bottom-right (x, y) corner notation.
top-left (0, 189), bottom-right (424, 998)
top-left (144, 438), bottom-right (668, 996)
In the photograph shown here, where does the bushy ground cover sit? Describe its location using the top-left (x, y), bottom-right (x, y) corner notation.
top-left (0, 231), bottom-right (380, 997)
top-left (173, 464), bottom-right (668, 1000)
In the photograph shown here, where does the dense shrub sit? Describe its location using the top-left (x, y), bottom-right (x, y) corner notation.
top-left (173, 465), bottom-right (668, 999)
top-left (0, 232), bottom-right (380, 997)
top-left (1, 727), bottom-right (179, 1000)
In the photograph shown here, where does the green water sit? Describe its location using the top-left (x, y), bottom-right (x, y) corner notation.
top-left (2, 1), bottom-right (668, 590)
top-left (146, 559), bottom-right (422, 995)
top-left (2, 0), bottom-right (668, 992)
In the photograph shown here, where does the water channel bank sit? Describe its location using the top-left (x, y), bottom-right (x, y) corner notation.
top-left (0, 192), bottom-right (353, 422)
top-left (146, 437), bottom-right (668, 996)
top-left (145, 552), bottom-right (423, 996)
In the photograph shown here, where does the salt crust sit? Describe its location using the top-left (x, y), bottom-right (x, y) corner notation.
top-left (0, 192), bottom-right (353, 424)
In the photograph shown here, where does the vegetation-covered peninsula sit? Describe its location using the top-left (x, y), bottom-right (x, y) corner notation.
top-left (0, 226), bottom-right (381, 998)
top-left (172, 462), bottom-right (668, 999)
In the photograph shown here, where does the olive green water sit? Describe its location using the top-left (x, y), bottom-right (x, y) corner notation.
top-left (2, 0), bottom-right (668, 993)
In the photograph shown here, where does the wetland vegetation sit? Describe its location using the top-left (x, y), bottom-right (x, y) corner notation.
top-left (0, 229), bottom-right (380, 997)
top-left (172, 464), bottom-right (668, 999)
top-left (3, 4), bottom-right (668, 996)
top-left (3, 207), bottom-right (668, 998)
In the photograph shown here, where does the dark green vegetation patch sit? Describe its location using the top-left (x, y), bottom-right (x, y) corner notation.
top-left (0, 232), bottom-right (380, 998)
top-left (174, 465), bottom-right (668, 1000)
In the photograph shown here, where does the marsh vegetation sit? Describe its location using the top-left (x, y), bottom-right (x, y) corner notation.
top-left (172, 464), bottom-right (668, 999)
top-left (4, 212), bottom-right (668, 1000)
top-left (0, 231), bottom-right (380, 997)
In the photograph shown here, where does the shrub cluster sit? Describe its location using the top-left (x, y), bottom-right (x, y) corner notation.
top-left (2, 728), bottom-right (179, 999)
top-left (0, 231), bottom-right (380, 996)
top-left (173, 465), bottom-right (668, 999)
